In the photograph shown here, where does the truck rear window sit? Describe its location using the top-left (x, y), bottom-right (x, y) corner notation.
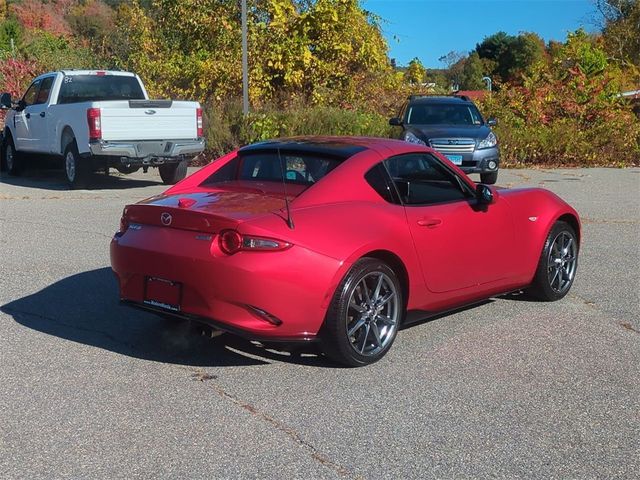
top-left (58, 75), bottom-right (145, 104)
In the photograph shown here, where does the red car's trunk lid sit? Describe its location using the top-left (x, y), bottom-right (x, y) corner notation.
top-left (125, 191), bottom-right (288, 233)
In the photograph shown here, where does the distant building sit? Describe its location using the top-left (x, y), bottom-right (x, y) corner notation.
top-left (453, 90), bottom-right (489, 101)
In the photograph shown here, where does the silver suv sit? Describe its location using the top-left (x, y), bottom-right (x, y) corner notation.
top-left (389, 95), bottom-right (500, 184)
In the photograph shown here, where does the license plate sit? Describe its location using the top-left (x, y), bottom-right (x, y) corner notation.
top-left (445, 154), bottom-right (463, 165)
top-left (144, 276), bottom-right (182, 312)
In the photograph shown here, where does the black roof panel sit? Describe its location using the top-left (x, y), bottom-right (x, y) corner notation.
top-left (239, 137), bottom-right (368, 159)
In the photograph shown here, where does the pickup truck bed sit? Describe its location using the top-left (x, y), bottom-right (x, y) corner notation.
top-left (1, 70), bottom-right (205, 189)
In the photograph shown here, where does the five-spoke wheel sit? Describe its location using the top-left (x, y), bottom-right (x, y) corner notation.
top-left (323, 258), bottom-right (403, 366)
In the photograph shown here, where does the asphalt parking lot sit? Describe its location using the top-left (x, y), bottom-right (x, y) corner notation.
top-left (1, 166), bottom-right (639, 479)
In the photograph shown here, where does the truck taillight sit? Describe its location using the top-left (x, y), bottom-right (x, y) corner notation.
top-left (87, 108), bottom-right (102, 141)
top-left (196, 107), bottom-right (203, 138)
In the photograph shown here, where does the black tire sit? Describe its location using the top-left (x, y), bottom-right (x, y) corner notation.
top-left (480, 171), bottom-right (498, 184)
top-left (64, 141), bottom-right (90, 189)
top-left (322, 258), bottom-right (404, 367)
top-left (527, 221), bottom-right (579, 301)
top-left (159, 159), bottom-right (188, 185)
top-left (2, 134), bottom-right (23, 175)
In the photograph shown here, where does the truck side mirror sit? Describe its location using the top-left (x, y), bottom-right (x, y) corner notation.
top-left (0, 93), bottom-right (12, 110)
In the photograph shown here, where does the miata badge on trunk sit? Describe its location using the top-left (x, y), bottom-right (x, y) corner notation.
top-left (161, 212), bottom-right (172, 226)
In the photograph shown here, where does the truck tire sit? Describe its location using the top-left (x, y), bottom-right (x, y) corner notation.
top-left (159, 159), bottom-right (188, 185)
top-left (64, 141), bottom-right (90, 189)
top-left (2, 134), bottom-right (23, 176)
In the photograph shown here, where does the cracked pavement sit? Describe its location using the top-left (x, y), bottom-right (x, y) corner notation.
top-left (1, 167), bottom-right (639, 479)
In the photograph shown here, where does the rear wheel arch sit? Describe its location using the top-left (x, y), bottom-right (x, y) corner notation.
top-left (60, 126), bottom-right (76, 155)
top-left (361, 250), bottom-right (409, 311)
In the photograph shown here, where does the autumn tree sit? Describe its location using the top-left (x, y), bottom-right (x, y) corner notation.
top-left (404, 57), bottom-right (425, 85)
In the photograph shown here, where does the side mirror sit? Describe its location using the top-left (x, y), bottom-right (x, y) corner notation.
top-left (389, 117), bottom-right (402, 127)
top-left (487, 118), bottom-right (497, 127)
top-left (15, 99), bottom-right (26, 112)
top-left (0, 92), bottom-right (12, 109)
top-left (476, 184), bottom-right (498, 205)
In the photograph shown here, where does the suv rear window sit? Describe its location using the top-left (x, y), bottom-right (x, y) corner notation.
top-left (58, 75), bottom-right (145, 104)
top-left (405, 103), bottom-right (483, 126)
top-left (202, 152), bottom-right (341, 187)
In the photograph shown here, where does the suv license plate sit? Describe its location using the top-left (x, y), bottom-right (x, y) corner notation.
top-left (445, 154), bottom-right (463, 165)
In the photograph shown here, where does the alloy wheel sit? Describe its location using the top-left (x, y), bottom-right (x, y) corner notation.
top-left (65, 151), bottom-right (76, 183)
top-left (547, 231), bottom-right (577, 294)
top-left (346, 271), bottom-right (399, 356)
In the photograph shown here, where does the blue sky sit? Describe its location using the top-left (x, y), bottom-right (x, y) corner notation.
top-left (362, 0), bottom-right (597, 68)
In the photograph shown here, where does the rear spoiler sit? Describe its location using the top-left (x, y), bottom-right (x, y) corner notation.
top-left (128, 100), bottom-right (173, 108)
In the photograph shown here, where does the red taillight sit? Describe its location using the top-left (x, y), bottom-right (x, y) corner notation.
top-left (87, 108), bottom-right (102, 141)
top-left (118, 208), bottom-right (129, 234)
top-left (196, 107), bottom-right (203, 138)
top-left (218, 229), bottom-right (291, 255)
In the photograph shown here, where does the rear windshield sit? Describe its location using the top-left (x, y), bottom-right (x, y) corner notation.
top-left (405, 103), bottom-right (484, 126)
top-left (58, 75), bottom-right (145, 104)
top-left (202, 152), bottom-right (341, 188)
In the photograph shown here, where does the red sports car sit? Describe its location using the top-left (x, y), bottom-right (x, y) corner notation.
top-left (110, 137), bottom-right (580, 366)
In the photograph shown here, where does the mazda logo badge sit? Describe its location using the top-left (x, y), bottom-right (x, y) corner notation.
top-left (161, 212), bottom-right (172, 226)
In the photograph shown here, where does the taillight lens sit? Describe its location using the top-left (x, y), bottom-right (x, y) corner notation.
top-left (218, 230), bottom-right (291, 255)
top-left (196, 107), bottom-right (203, 138)
top-left (118, 208), bottom-right (129, 234)
top-left (87, 108), bottom-right (102, 141)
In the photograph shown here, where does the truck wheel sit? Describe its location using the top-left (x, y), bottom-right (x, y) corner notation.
top-left (64, 141), bottom-right (90, 189)
top-left (2, 135), bottom-right (23, 176)
top-left (159, 159), bottom-right (188, 185)
top-left (480, 171), bottom-right (498, 185)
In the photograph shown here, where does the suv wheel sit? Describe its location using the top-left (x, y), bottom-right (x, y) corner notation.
top-left (480, 171), bottom-right (498, 184)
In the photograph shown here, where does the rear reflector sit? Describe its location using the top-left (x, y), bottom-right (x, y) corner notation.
top-left (87, 108), bottom-right (102, 141)
top-left (196, 107), bottom-right (203, 138)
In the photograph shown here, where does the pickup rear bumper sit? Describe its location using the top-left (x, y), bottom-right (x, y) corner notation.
top-left (89, 138), bottom-right (205, 162)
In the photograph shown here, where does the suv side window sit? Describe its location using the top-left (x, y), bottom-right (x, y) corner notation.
top-left (34, 77), bottom-right (54, 105)
top-left (384, 153), bottom-right (472, 205)
top-left (22, 80), bottom-right (41, 107)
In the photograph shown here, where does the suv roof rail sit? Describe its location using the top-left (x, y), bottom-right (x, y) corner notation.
top-left (407, 94), bottom-right (471, 101)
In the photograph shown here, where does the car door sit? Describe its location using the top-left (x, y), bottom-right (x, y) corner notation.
top-left (13, 79), bottom-right (41, 151)
top-left (385, 152), bottom-right (516, 293)
top-left (29, 76), bottom-right (55, 152)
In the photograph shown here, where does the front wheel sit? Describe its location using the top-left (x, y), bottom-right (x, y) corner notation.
top-left (527, 221), bottom-right (579, 301)
top-left (322, 258), bottom-right (404, 367)
top-left (2, 135), bottom-right (23, 175)
top-left (480, 171), bottom-right (498, 184)
top-left (158, 159), bottom-right (188, 185)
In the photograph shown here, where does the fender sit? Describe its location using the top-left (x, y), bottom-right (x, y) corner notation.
top-left (60, 126), bottom-right (76, 155)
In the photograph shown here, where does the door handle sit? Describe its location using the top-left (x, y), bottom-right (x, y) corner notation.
top-left (39, 112), bottom-right (45, 117)
top-left (417, 218), bottom-right (442, 228)
top-left (25, 113), bottom-right (31, 119)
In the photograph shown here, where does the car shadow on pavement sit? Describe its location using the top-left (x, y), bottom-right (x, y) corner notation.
top-left (0, 267), bottom-right (328, 368)
top-left (0, 168), bottom-right (162, 191)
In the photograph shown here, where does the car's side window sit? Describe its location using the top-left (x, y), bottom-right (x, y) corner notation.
top-left (383, 153), bottom-right (472, 206)
top-left (364, 163), bottom-right (401, 204)
top-left (22, 80), bottom-right (41, 107)
top-left (34, 77), bottom-right (54, 105)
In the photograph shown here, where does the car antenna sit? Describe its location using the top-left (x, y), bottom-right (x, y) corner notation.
top-left (277, 148), bottom-right (295, 230)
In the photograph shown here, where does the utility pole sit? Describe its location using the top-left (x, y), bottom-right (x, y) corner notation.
top-left (241, 0), bottom-right (249, 115)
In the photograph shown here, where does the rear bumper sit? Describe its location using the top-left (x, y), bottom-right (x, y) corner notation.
top-left (110, 225), bottom-right (342, 341)
top-left (89, 138), bottom-right (205, 161)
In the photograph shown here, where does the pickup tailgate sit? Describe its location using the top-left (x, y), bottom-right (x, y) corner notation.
top-left (96, 100), bottom-right (199, 141)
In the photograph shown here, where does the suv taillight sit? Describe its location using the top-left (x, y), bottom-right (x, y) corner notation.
top-left (196, 107), bottom-right (203, 138)
top-left (87, 108), bottom-right (102, 141)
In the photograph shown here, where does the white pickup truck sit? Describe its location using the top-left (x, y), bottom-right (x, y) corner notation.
top-left (0, 70), bottom-right (205, 188)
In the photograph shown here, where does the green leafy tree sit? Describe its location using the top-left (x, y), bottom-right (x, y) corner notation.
top-left (596, 0), bottom-right (640, 66)
top-left (460, 52), bottom-right (485, 90)
top-left (404, 57), bottom-right (425, 85)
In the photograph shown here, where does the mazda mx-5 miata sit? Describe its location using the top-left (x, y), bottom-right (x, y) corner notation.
top-left (111, 137), bottom-right (580, 366)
